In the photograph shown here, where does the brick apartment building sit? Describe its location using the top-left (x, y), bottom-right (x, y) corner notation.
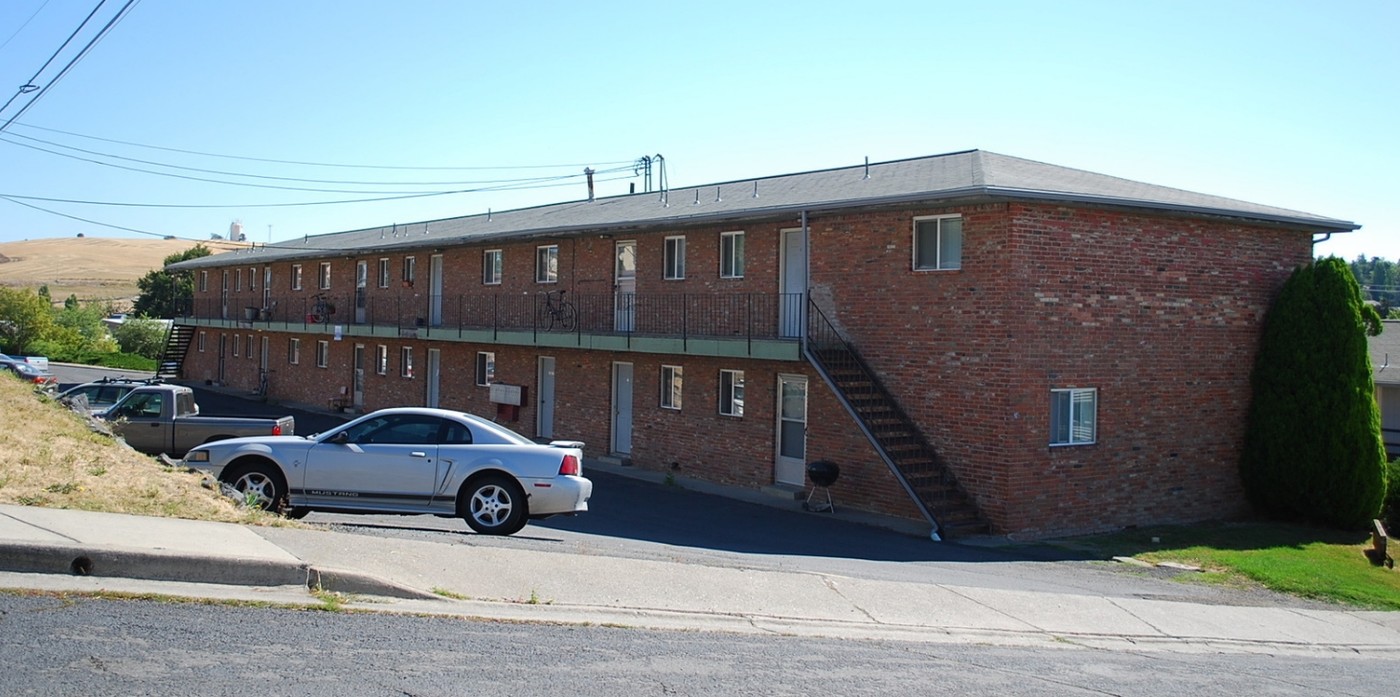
top-left (166, 150), bottom-right (1357, 539)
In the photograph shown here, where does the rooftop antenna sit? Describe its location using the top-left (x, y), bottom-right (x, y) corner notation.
top-left (753, 180), bottom-right (759, 198)
top-left (585, 167), bottom-right (595, 201)
top-left (863, 156), bottom-right (870, 180)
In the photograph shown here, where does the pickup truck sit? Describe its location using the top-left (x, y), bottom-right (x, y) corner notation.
top-left (98, 384), bottom-right (295, 457)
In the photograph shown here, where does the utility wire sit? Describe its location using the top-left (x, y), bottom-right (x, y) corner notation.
top-left (9, 121), bottom-right (636, 171)
top-left (0, 0), bottom-right (107, 120)
top-left (0, 0), bottom-right (55, 55)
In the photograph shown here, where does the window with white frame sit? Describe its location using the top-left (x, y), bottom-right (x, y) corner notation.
top-left (291, 265), bottom-right (303, 290)
top-left (720, 231), bottom-right (744, 279)
top-left (235, 269), bottom-right (243, 292)
top-left (198, 331), bottom-right (206, 352)
top-left (719, 369), bottom-right (744, 417)
top-left (376, 345), bottom-right (388, 375)
top-left (377, 258), bottom-right (390, 288)
top-left (484, 249), bottom-right (503, 285)
top-left (288, 338), bottom-right (300, 365)
top-left (663, 236), bottom-right (686, 280)
top-left (535, 245), bottom-right (558, 283)
top-left (1050, 388), bottom-right (1097, 446)
top-left (660, 365), bottom-right (683, 410)
top-left (249, 267), bottom-right (258, 291)
top-left (403, 256), bottom-right (416, 284)
top-left (400, 347), bottom-right (414, 378)
top-left (199, 271), bottom-right (208, 292)
top-left (316, 340), bottom-right (329, 368)
top-left (248, 335), bottom-right (256, 360)
top-left (913, 215), bottom-right (963, 271)
top-left (475, 351), bottom-right (495, 386)
top-left (232, 334), bottom-right (240, 357)
top-left (318, 262), bottom-right (332, 290)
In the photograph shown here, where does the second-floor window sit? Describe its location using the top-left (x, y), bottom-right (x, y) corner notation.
top-left (720, 231), bottom-right (744, 279)
top-left (378, 258), bottom-right (390, 288)
top-left (249, 267), bottom-right (258, 291)
top-left (235, 269), bottom-right (243, 292)
top-left (199, 271), bottom-right (208, 292)
top-left (914, 215), bottom-right (963, 271)
top-left (664, 236), bottom-right (686, 280)
top-left (536, 245), bottom-right (558, 283)
top-left (291, 265), bottom-right (303, 290)
top-left (484, 249), bottom-right (503, 285)
top-left (318, 262), bottom-right (332, 290)
top-left (403, 256), bottom-right (416, 285)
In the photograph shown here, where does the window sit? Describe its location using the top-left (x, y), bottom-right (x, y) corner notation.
top-left (400, 347), bottom-right (414, 378)
top-left (199, 271), bottom-right (208, 292)
top-left (720, 231), bottom-right (744, 279)
top-left (484, 249), bottom-right (503, 285)
top-left (235, 269), bottom-right (243, 292)
top-left (475, 351), bottom-right (495, 386)
top-left (719, 369), bottom-right (744, 417)
top-left (318, 262), bottom-right (332, 290)
top-left (403, 256), bottom-right (416, 284)
top-left (232, 334), bottom-right (240, 357)
top-left (535, 245), bottom-right (558, 283)
top-left (288, 339), bottom-right (300, 365)
top-left (914, 215), bottom-right (963, 271)
top-left (660, 365), bottom-right (683, 410)
top-left (197, 331), bottom-right (206, 352)
top-left (316, 340), bottom-right (329, 368)
top-left (249, 267), bottom-right (258, 291)
top-left (291, 265), bottom-right (303, 290)
top-left (377, 258), bottom-right (390, 288)
top-left (376, 345), bottom-right (388, 375)
top-left (1050, 388), bottom-right (1097, 446)
top-left (663, 236), bottom-right (686, 280)
top-left (248, 335), bottom-right (256, 360)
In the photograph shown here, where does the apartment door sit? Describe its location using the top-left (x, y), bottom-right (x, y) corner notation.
top-left (355, 261), bottom-right (368, 324)
top-left (614, 240), bottom-right (636, 332)
top-left (611, 362), bottom-right (633, 455)
top-left (775, 374), bottom-right (808, 486)
top-left (779, 227), bottom-right (806, 338)
top-left (537, 356), bottom-right (556, 439)
top-left (425, 348), bottom-right (441, 408)
top-left (352, 344), bottom-right (365, 409)
top-left (429, 255), bottom-right (444, 327)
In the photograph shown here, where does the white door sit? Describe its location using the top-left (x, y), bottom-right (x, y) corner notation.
top-left (537, 356), bottom-right (556, 439)
top-left (429, 254), bottom-right (444, 327)
top-left (779, 227), bottom-right (806, 338)
top-left (352, 344), bottom-right (365, 409)
top-left (355, 261), bottom-right (368, 324)
top-left (425, 348), bottom-right (441, 408)
top-left (614, 240), bottom-right (637, 332)
top-left (611, 362), bottom-right (633, 455)
top-left (775, 374), bottom-right (808, 485)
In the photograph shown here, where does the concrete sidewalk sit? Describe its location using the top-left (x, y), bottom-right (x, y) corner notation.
top-left (2, 503), bottom-right (1398, 657)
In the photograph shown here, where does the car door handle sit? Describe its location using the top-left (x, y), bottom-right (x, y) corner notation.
top-left (410, 451), bottom-right (427, 458)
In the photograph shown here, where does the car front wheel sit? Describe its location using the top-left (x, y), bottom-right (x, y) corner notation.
top-left (225, 462), bottom-right (285, 512)
top-left (463, 474), bottom-right (527, 535)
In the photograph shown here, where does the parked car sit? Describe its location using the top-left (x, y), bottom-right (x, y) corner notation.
top-left (181, 407), bottom-right (592, 535)
top-left (98, 383), bottom-right (294, 457)
top-left (58, 376), bottom-right (161, 410)
top-left (0, 353), bottom-right (57, 390)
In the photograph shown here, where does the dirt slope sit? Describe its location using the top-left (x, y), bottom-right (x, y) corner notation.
top-left (0, 237), bottom-right (242, 307)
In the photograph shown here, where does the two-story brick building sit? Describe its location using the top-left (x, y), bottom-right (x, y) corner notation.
top-left (166, 150), bottom-right (1357, 538)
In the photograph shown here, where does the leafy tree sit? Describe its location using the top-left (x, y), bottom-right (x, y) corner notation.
top-left (53, 301), bottom-right (117, 354)
top-left (1241, 257), bottom-right (1386, 528)
top-left (112, 318), bottom-right (168, 359)
top-left (133, 244), bottom-right (212, 318)
top-left (0, 287), bottom-right (57, 353)
top-left (1349, 255), bottom-right (1397, 317)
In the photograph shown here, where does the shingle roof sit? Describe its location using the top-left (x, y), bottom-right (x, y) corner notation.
top-left (170, 150), bottom-right (1358, 270)
top-left (1372, 320), bottom-right (1400, 386)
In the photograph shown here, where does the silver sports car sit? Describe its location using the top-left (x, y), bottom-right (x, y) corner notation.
top-left (182, 407), bottom-right (591, 535)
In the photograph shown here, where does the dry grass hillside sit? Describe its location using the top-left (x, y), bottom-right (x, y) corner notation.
top-left (0, 237), bottom-right (243, 308)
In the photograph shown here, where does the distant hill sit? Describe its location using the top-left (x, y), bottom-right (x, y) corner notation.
top-left (0, 237), bottom-right (243, 308)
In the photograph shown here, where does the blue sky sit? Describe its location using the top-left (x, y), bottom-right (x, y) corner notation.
top-left (0, 1), bottom-right (1394, 261)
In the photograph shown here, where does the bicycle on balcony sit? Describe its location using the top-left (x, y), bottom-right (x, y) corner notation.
top-left (538, 289), bottom-right (577, 331)
top-left (306, 293), bottom-right (336, 324)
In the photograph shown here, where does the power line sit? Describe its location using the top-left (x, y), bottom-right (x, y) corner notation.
top-left (9, 121), bottom-right (637, 171)
top-left (0, 0), bottom-right (107, 120)
top-left (0, 0), bottom-right (55, 55)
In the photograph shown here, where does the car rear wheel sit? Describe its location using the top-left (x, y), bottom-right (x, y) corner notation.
top-left (463, 474), bottom-right (527, 535)
top-left (224, 462), bottom-right (285, 513)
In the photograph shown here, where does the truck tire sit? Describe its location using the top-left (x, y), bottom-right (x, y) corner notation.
top-left (223, 461), bottom-right (286, 513)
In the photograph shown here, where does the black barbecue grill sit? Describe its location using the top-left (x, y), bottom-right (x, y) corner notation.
top-left (803, 460), bottom-right (840, 513)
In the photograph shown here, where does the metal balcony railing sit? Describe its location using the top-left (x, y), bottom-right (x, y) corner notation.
top-left (179, 291), bottom-right (806, 343)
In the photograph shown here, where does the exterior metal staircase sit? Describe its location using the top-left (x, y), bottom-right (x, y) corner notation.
top-left (804, 300), bottom-right (988, 539)
top-left (155, 324), bottom-right (195, 380)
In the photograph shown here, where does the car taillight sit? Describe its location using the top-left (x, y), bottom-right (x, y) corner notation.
top-left (271, 424), bottom-right (283, 436)
top-left (558, 453), bottom-right (579, 476)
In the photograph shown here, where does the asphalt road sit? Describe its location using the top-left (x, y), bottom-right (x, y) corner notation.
top-left (0, 594), bottom-right (1386, 696)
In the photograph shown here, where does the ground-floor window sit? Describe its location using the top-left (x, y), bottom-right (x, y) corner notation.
top-left (197, 331), bottom-right (206, 352)
top-left (376, 345), bottom-right (388, 375)
top-left (232, 334), bottom-right (240, 357)
top-left (401, 347), bottom-right (414, 378)
top-left (476, 351), bottom-right (495, 386)
top-left (316, 340), bottom-right (329, 369)
top-left (288, 338), bottom-right (300, 365)
top-left (660, 365), bottom-right (683, 410)
top-left (719, 369), bottom-right (744, 417)
top-left (1050, 387), bottom-right (1097, 446)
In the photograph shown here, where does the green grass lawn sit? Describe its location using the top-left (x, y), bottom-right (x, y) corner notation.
top-left (1046, 522), bottom-right (1400, 610)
